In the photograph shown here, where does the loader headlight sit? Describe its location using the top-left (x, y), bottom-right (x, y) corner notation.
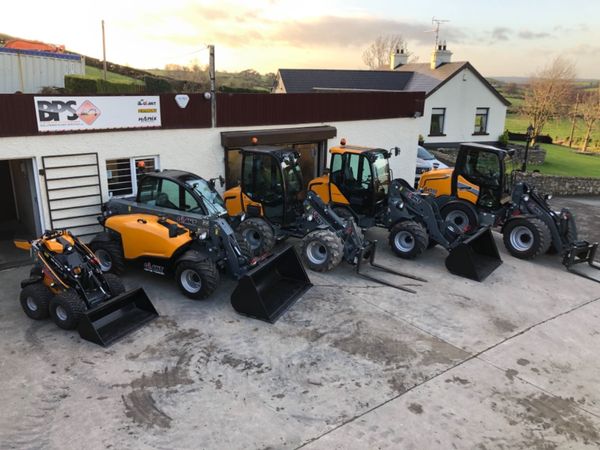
top-left (396, 201), bottom-right (405, 210)
top-left (545, 194), bottom-right (553, 201)
top-left (197, 231), bottom-right (208, 240)
top-left (522, 194), bottom-right (530, 202)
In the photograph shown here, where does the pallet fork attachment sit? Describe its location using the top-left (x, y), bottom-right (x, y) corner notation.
top-left (355, 241), bottom-right (427, 293)
top-left (563, 242), bottom-right (600, 283)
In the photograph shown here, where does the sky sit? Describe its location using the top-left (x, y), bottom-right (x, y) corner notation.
top-left (1, 0), bottom-right (599, 78)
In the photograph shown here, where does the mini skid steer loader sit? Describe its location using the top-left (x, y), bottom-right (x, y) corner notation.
top-left (224, 144), bottom-right (427, 291)
top-left (307, 141), bottom-right (503, 281)
top-left (14, 230), bottom-right (158, 346)
top-left (418, 143), bottom-right (600, 282)
top-left (90, 212), bottom-right (312, 323)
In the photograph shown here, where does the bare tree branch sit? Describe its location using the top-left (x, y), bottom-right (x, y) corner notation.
top-left (579, 87), bottom-right (600, 152)
top-left (362, 34), bottom-right (410, 70)
top-left (521, 56), bottom-right (576, 144)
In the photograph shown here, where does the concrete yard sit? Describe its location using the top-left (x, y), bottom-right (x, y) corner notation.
top-left (1, 202), bottom-right (599, 449)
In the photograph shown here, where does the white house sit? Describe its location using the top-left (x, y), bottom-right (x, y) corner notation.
top-left (274, 43), bottom-right (510, 149)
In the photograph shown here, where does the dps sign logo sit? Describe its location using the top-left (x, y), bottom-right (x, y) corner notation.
top-left (34, 96), bottom-right (161, 132)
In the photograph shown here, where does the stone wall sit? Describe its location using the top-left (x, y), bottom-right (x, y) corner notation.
top-left (514, 172), bottom-right (600, 196)
top-left (430, 144), bottom-right (546, 166)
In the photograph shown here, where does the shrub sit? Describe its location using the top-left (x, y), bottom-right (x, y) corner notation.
top-left (498, 129), bottom-right (509, 147)
top-left (144, 76), bottom-right (173, 93)
top-left (65, 75), bottom-right (98, 94)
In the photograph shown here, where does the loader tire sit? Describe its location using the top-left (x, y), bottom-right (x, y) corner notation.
top-left (50, 289), bottom-right (86, 330)
top-left (175, 259), bottom-right (219, 300)
top-left (234, 232), bottom-right (254, 262)
top-left (104, 273), bottom-right (126, 297)
top-left (440, 202), bottom-right (479, 233)
top-left (237, 218), bottom-right (275, 256)
top-left (301, 229), bottom-right (344, 272)
top-left (389, 221), bottom-right (428, 259)
top-left (503, 218), bottom-right (551, 260)
top-left (89, 239), bottom-right (125, 274)
top-left (20, 282), bottom-right (52, 320)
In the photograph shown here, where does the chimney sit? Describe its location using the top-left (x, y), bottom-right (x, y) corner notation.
top-left (430, 40), bottom-right (452, 69)
top-left (390, 47), bottom-right (409, 70)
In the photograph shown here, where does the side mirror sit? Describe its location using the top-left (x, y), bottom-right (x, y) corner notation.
top-left (394, 147), bottom-right (401, 157)
top-left (218, 175), bottom-right (225, 187)
top-left (323, 168), bottom-right (330, 175)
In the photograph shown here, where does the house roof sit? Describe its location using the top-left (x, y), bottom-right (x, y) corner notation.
top-left (277, 69), bottom-right (413, 93)
top-left (277, 62), bottom-right (510, 106)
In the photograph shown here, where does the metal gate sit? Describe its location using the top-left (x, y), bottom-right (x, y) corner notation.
top-left (41, 153), bottom-right (103, 239)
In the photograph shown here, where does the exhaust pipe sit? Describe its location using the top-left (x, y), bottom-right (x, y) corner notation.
top-left (78, 288), bottom-right (159, 346)
top-left (445, 227), bottom-right (503, 282)
top-left (231, 245), bottom-right (312, 323)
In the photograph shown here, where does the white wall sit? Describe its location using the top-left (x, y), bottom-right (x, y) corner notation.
top-left (0, 51), bottom-right (85, 93)
top-left (0, 116), bottom-right (421, 231)
top-left (421, 67), bottom-right (507, 146)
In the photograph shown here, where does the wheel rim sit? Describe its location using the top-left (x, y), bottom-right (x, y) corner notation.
top-left (306, 241), bottom-right (328, 265)
top-left (55, 305), bottom-right (68, 322)
top-left (510, 226), bottom-right (534, 252)
top-left (26, 297), bottom-right (38, 312)
top-left (394, 231), bottom-right (415, 252)
top-left (446, 210), bottom-right (470, 231)
top-left (242, 228), bottom-right (262, 250)
top-left (94, 249), bottom-right (112, 271)
top-left (180, 269), bottom-right (202, 294)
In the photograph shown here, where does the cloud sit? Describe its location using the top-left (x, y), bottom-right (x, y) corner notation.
top-left (518, 30), bottom-right (552, 40)
top-left (491, 27), bottom-right (511, 41)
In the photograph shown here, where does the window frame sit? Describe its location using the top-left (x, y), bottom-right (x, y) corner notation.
top-left (429, 108), bottom-right (446, 137)
top-left (473, 107), bottom-right (490, 135)
top-left (106, 156), bottom-right (159, 198)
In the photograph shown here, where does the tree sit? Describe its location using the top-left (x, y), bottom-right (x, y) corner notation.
top-left (362, 34), bottom-right (410, 70)
top-left (579, 87), bottom-right (600, 152)
top-left (521, 56), bottom-right (576, 144)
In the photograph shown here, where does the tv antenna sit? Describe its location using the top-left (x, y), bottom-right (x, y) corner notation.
top-left (427, 17), bottom-right (450, 47)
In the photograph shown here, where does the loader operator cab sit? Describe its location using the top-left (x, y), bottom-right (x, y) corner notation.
top-left (453, 144), bottom-right (510, 210)
top-left (316, 145), bottom-right (391, 217)
top-left (137, 170), bottom-right (226, 217)
top-left (240, 146), bottom-right (304, 226)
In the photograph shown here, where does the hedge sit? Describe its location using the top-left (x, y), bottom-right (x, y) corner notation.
top-left (64, 75), bottom-right (142, 94)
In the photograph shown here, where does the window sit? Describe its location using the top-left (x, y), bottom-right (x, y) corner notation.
top-left (106, 156), bottom-right (158, 198)
top-left (429, 108), bottom-right (446, 136)
top-left (474, 108), bottom-right (489, 134)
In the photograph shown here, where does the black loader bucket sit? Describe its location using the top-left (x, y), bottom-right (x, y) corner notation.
top-left (78, 288), bottom-right (159, 346)
top-left (445, 227), bottom-right (503, 282)
top-left (231, 245), bottom-right (312, 323)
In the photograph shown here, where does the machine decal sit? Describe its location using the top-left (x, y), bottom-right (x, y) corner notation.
top-left (143, 262), bottom-right (165, 275)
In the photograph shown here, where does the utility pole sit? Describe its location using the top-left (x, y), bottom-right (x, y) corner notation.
top-left (568, 92), bottom-right (579, 148)
top-left (208, 45), bottom-right (216, 128)
top-left (101, 20), bottom-right (107, 81)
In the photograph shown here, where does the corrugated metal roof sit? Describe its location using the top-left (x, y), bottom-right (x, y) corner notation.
top-left (278, 69), bottom-right (413, 94)
top-left (0, 47), bottom-right (82, 61)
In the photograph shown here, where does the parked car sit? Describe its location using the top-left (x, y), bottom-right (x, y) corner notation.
top-left (415, 146), bottom-right (448, 186)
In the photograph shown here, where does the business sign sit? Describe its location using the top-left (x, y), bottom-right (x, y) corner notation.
top-left (34, 96), bottom-right (161, 132)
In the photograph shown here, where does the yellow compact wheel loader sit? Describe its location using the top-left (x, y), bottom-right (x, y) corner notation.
top-left (90, 212), bottom-right (312, 322)
top-left (306, 140), bottom-right (503, 282)
top-left (14, 230), bottom-right (158, 346)
top-left (418, 143), bottom-right (599, 282)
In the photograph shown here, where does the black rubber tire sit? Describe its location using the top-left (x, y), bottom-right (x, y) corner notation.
top-left (440, 202), bottom-right (479, 233)
top-left (503, 218), bottom-right (552, 260)
top-left (49, 289), bottom-right (87, 330)
top-left (20, 282), bottom-right (52, 320)
top-left (389, 221), bottom-right (428, 259)
top-left (104, 273), bottom-right (126, 297)
top-left (175, 259), bottom-right (219, 300)
top-left (301, 229), bottom-right (344, 272)
top-left (89, 239), bottom-right (125, 275)
top-left (234, 232), bottom-right (254, 262)
top-left (237, 218), bottom-right (276, 256)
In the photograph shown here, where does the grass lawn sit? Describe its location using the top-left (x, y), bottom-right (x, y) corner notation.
top-left (505, 114), bottom-right (600, 146)
top-left (527, 143), bottom-right (600, 178)
top-left (84, 66), bottom-right (144, 85)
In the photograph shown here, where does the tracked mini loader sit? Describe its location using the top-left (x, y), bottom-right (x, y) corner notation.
top-left (418, 143), bottom-right (600, 282)
top-left (14, 230), bottom-right (158, 346)
top-left (90, 213), bottom-right (311, 322)
top-left (307, 141), bottom-right (503, 281)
